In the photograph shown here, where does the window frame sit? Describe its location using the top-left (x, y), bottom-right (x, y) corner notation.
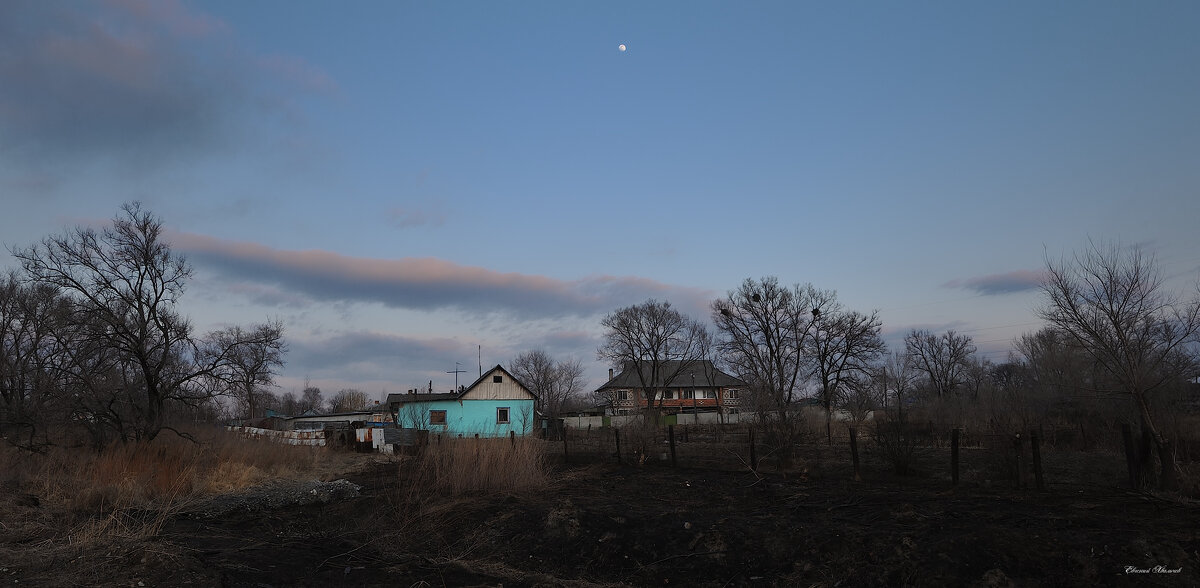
top-left (429, 410), bottom-right (447, 426)
top-left (496, 406), bottom-right (510, 424)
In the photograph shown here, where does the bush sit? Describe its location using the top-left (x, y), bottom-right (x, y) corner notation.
top-left (873, 414), bottom-right (918, 475)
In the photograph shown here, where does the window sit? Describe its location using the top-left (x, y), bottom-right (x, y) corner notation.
top-left (663, 390), bottom-right (675, 400)
top-left (682, 390), bottom-right (695, 400)
top-left (617, 390), bottom-right (629, 401)
top-left (699, 389), bottom-right (717, 400)
top-left (726, 389), bottom-right (739, 399)
top-left (429, 410), bottom-right (447, 426)
top-left (493, 375), bottom-right (503, 383)
top-left (496, 407), bottom-right (510, 424)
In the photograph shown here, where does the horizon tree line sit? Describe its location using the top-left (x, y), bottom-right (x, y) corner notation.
top-left (593, 241), bottom-right (1199, 490)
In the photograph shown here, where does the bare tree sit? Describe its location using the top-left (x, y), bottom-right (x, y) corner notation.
top-left (210, 320), bottom-right (286, 419)
top-left (12, 203), bottom-right (287, 442)
top-left (299, 382), bottom-right (325, 414)
top-left (1040, 241), bottom-right (1200, 490)
top-left (712, 278), bottom-right (825, 416)
top-left (598, 299), bottom-right (711, 421)
top-left (510, 349), bottom-right (586, 420)
top-left (810, 305), bottom-right (885, 443)
top-left (878, 351), bottom-right (918, 418)
top-left (839, 373), bottom-right (879, 427)
top-left (712, 278), bottom-right (832, 460)
top-left (904, 329), bottom-right (977, 399)
top-left (397, 399), bottom-right (431, 430)
top-left (279, 391), bottom-right (299, 416)
top-left (872, 351), bottom-right (920, 475)
top-left (0, 274), bottom-right (72, 449)
top-left (329, 388), bottom-right (371, 412)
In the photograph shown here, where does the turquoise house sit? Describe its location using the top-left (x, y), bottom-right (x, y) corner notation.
top-left (386, 365), bottom-right (537, 437)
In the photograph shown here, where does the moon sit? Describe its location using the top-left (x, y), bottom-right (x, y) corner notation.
top-left (618, 44), bottom-right (626, 52)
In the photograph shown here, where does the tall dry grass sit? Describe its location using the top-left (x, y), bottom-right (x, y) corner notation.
top-left (1, 426), bottom-right (341, 513)
top-left (0, 424), bottom-right (353, 560)
top-left (408, 437), bottom-right (550, 496)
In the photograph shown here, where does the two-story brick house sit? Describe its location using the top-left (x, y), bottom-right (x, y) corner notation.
top-left (595, 360), bottom-right (745, 415)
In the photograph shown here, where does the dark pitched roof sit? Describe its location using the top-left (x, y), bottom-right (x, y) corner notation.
top-left (385, 392), bottom-right (459, 406)
top-left (596, 360), bottom-right (746, 391)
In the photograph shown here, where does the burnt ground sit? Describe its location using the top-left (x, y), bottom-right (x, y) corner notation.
top-left (3, 451), bottom-right (1197, 587)
top-left (37, 452), bottom-right (1196, 588)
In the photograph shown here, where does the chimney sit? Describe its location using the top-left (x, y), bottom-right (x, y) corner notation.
top-left (609, 368), bottom-right (614, 380)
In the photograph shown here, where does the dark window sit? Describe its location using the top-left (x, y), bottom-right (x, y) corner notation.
top-left (493, 375), bottom-right (503, 383)
top-left (497, 407), bottom-right (510, 424)
top-left (430, 410), bottom-right (447, 425)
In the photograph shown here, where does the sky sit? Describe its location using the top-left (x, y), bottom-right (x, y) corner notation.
top-left (3, 1), bottom-right (1199, 401)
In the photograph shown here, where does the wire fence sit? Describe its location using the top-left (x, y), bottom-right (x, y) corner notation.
top-left (552, 421), bottom-right (1184, 492)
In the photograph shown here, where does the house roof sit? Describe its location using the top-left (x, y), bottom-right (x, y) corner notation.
top-left (596, 360), bottom-right (746, 391)
top-left (385, 364), bottom-right (536, 407)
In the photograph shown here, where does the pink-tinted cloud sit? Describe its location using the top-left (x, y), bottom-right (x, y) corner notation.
top-left (171, 232), bottom-right (715, 319)
top-left (942, 270), bottom-right (1046, 295)
top-left (103, 0), bottom-right (230, 38)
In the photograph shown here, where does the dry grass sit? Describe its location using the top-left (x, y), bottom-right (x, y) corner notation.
top-left (0, 424), bottom-right (354, 573)
top-left (0, 426), bottom-right (343, 513)
top-left (408, 437), bottom-right (551, 496)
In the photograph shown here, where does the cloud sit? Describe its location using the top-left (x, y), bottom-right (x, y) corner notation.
top-left (171, 232), bottom-right (715, 319)
top-left (288, 331), bottom-right (465, 376)
top-left (0, 1), bottom-right (334, 188)
top-left (942, 270), bottom-right (1045, 295)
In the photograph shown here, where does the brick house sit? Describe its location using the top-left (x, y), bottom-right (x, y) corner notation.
top-left (595, 360), bottom-right (745, 415)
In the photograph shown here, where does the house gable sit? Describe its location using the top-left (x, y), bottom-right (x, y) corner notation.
top-left (460, 365), bottom-right (537, 401)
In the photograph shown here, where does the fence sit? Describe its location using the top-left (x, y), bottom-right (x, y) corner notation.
top-left (561, 409), bottom-right (873, 431)
top-left (556, 421), bottom-right (1155, 491)
top-left (226, 425), bottom-right (327, 446)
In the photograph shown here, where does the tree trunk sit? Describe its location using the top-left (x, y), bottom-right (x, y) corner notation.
top-left (1134, 393), bottom-right (1179, 491)
top-left (1156, 439), bottom-right (1180, 491)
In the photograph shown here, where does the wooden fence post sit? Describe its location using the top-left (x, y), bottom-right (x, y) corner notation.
top-left (615, 428), bottom-right (622, 464)
top-left (1122, 423), bottom-right (1138, 490)
top-left (1013, 434), bottom-right (1024, 490)
top-left (668, 425), bottom-right (677, 467)
top-left (1030, 431), bottom-right (1044, 491)
top-left (510, 430), bottom-right (516, 446)
top-left (849, 426), bottom-right (861, 481)
top-left (749, 428), bottom-right (758, 472)
top-left (951, 428), bottom-right (960, 486)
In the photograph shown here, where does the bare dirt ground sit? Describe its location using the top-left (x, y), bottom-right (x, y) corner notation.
top-left (3, 449), bottom-right (1197, 587)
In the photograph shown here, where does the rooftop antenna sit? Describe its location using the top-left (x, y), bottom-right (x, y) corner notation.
top-left (478, 345), bottom-right (482, 378)
top-left (447, 362), bottom-right (466, 392)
